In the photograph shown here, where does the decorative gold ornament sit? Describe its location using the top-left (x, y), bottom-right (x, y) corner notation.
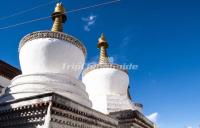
top-left (98, 33), bottom-right (109, 64)
top-left (51, 3), bottom-right (67, 32)
top-left (82, 33), bottom-right (128, 76)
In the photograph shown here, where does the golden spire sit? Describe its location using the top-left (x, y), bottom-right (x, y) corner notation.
top-left (51, 3), bottom-right (67, 32)
top-left (98, 33), bottom-right (109, 64)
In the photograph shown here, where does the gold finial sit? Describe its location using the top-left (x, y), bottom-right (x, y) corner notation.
top-left (98, 33), bottom-right (108, 48)
top-left (51, 3), bottom-right (67, 32)
top-left (98, 33), bottom-right (109, 64)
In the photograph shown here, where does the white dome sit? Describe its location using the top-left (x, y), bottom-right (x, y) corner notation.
top-left (82, 64), bottom-right (133, 113)
top-left (19, 31), bottom-right (86, 78)
top-left (82, 64), bottom-right (129, 95)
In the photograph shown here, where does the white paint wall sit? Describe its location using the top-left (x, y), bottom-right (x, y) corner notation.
top-left (0, 35), bottom-right (92, 108)
top-left (82, 67), bottom-right (134, 114)
top-left (20, 38), bottom-right (85, 78)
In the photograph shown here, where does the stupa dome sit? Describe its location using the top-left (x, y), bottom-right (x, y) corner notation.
top-left (83, 64), bottom-right (129, 95)
top-left (19, 3), bottom-right (86, 78)
top-left (19, 31), bottom-right (86, 78)
top-left (82, 34), bottom-right (133, 113)
top-left (0, 3), bottom-right (91, 108)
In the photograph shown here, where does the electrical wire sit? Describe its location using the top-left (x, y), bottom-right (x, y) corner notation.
top-left (0, 0), bottom-right (121, 30)
top-left (0, 0), bottom-right (59, 21)
top-left (67, 0), bottom-right (120, 13)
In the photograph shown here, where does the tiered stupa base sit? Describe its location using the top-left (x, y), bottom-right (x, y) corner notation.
top-left (0, 93), bottom-right (118, 128)
top-left (107, 94), bottom-right (134, 113)
top-left (0, 73), bottom-right (91, 108)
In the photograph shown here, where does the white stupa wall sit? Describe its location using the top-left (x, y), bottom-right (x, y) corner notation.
top-left (107, 94), bottom-right (134, 113)
top-left (20, 38), bottom-right (85, 78)
top-left (82, 67), bottom-right (134, 114)
top-left (0, 32), bottom-right (92, 108)
top-left (0, 76), bottom-right (10, 96)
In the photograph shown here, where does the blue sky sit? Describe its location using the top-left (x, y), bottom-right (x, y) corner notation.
top-left (0, 0), bottom-right (200, 127)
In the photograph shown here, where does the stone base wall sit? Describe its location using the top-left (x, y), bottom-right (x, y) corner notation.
top-left (0, 102), bottom-right (48, 127)
top-left (0, 93), bottom-right (118, 128)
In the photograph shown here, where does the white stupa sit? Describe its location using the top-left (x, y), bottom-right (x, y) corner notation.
top-left (82, 34), bottom-right (136, 114)
top-left (0, 3), bottom-right (154, 128)
top-left (0, 3), bottom-right (91, 107)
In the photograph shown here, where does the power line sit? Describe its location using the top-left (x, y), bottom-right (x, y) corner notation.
top-left (68, 0), bottom-right (120, 13)
top-left (0, 16), bottom-right (52, 30)
top-left (0, 0), bottom-right (121, 30)
top-left (0, 0), bottom-right (59, 21)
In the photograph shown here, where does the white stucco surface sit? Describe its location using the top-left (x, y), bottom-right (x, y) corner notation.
top-left (83, 68), bottom-right (129, 95)
top-left (19, 38), bottom-right (85, 78)
top-left (0, 32), bottom-right (92, 108)
top-left (1, 73), bottom-right (92, 107)
top-left (82, 67), bottom-right (134, 114)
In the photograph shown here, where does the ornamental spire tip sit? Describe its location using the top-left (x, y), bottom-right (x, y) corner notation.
top-left (51, 3), bottom-right (67, 32)
top-left (97, 33), bottom-right (109, 64)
